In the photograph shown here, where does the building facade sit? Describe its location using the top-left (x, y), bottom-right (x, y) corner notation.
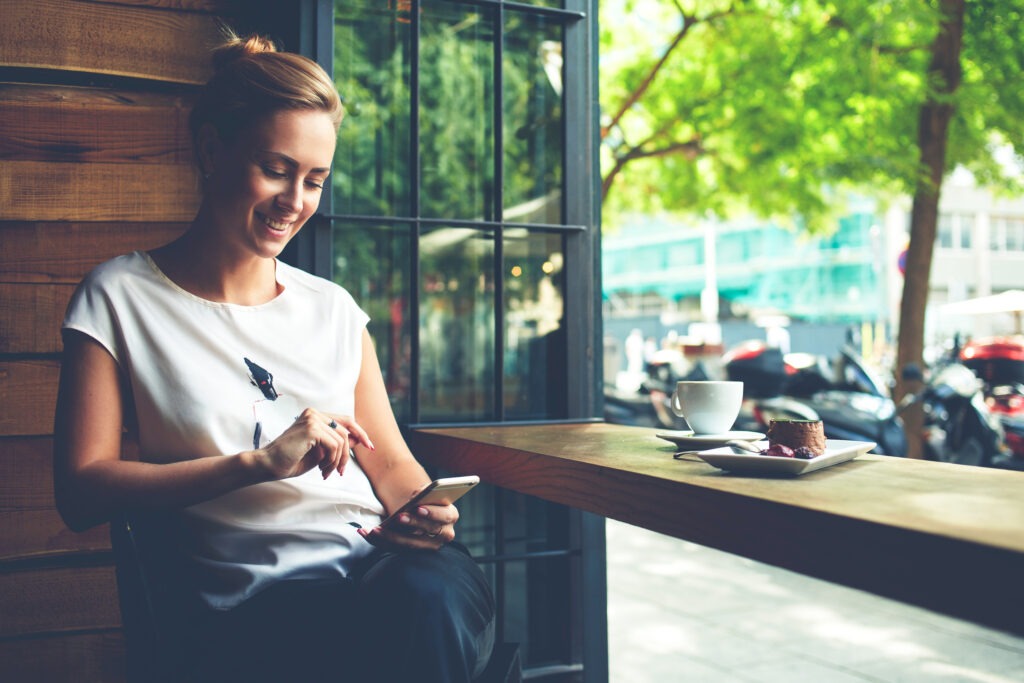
top-left (925, 172), bottom-right (1024, 344)
top-left (603, 173), bottom-right (1024, 368)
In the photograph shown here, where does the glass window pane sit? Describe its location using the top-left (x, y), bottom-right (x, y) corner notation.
top-left (448, 480), bottom-right (497, 557)
top-left (938, 213), bottom-right (954, 249)
top-left (503, 13), bottom-right (564, 224)
top-left (959, 213), bottom-right (973, 249)
top-left (1010, 218), bottom-right (1024, 251)
top-left (504, 231), bottom-right (566, 419)
top-left (419, 2), bottom-right (497, 220)
top-left (452, 485), bottom-right (576, 670)
top-left (512, 0), bottom-right (565, 8)
top-left (990, 217), bottom-right (1004, 251)
top-left (334, 0), bottom-right (412, 216)
top-left (448, 479), bottom-right (577, 559)
top-left (331, 221), bottom-right (414, 422)
top-left (419, 227), bottom-right (496, 421)
top-left (502, 556), bottom-right (574, 668)
top-left (668, 241), bottom-right (701, 266)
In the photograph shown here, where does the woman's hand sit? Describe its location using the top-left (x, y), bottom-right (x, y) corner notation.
top-left (359, 502), bottom-right (458, 550)
top-left (256, 408), bottom-right (373, 481)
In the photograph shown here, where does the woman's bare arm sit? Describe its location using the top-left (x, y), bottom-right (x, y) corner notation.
top-left (349, 329), bottom-right (467, 547)
top-left (350, 329), bottom-right (432, 514)
top-left (52, 331), bottom-right (350, 531)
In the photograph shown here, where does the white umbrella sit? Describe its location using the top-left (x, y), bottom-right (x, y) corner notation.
top-left (941, 290), bottom-right (1024, 333)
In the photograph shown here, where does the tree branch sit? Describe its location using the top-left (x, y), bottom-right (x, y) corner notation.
top-left (602, 3), bottom-right (737, 140)
top-left (623, 138), bottom-right (705, 163)
top-left (602, 136), bottom-right (705, 200)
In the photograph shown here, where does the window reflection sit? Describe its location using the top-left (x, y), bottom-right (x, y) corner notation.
top-left (420, 3), bottom-right (497, 220)
top-left (504, 14), bottom-right (564, 224)
top-left (504, 231), bottom-right (566, 419)
top-left (334, 0), bottom-right (412, 216)
top-left (419, 227), bottom-right (496, 421)
top-left (331, 221), bottom-right (414, 421)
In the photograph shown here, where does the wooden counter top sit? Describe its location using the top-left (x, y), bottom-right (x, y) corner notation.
top-left (410, 422), bottom-right (1024, 637)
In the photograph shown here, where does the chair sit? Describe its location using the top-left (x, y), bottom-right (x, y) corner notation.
top-left (111, 514), bottom-right (521, 683)
top-left (110, 513), bottom-right (187, 683)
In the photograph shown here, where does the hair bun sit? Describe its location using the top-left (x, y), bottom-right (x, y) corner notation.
top-left (210, 31), bottom-right (278, 72)
top-left (189, 24), bottom-right (344, 148)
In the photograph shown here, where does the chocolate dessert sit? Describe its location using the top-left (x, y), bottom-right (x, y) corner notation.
top-left (767, 419), bottom-right (826, 458)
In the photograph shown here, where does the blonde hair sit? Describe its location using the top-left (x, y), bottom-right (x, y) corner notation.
top-left (189, 29), bottom-right (344, 152)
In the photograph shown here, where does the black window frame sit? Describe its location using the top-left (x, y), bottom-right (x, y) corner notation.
top-left (279, 1), bottom-right (606, 679)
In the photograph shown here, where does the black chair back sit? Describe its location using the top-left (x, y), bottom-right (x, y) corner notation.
top-left (110, 513), bottom-right (189, 683)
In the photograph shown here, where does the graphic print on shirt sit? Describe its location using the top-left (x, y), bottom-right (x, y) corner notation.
top-left (245, 357), bottom-right (301, 449)
top-left (245, 357), bottom-right (279, 400)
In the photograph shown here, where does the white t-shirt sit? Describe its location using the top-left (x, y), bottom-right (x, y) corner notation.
top-left (62, 251), bottom-right (384, 609)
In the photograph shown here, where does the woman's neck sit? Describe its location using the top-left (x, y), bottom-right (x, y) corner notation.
top-left (150, 222), bottom-right (282, 306)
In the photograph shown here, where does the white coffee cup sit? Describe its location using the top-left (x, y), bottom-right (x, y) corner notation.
top-left (670, 381), bottom-right (743, 435)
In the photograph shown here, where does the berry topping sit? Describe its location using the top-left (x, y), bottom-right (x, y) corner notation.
top-left (761, 444), bottom-right (795, 458)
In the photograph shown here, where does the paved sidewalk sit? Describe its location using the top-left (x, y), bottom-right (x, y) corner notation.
top-left (607, 519), bottom-right (1024, 682)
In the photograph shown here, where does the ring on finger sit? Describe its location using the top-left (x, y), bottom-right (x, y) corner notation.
top-left (426, 531), bottom-right (440, 538)
top-left (328, 419), bottom-right (339, 430)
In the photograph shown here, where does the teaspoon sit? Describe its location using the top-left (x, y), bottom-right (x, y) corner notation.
top-left (726, 439), bottom-right (762, 454)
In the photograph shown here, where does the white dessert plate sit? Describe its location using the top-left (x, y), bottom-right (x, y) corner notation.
top-left (697, 439), bottom-right (877, 476)
top-left (655, 430), bottom-right (765, 449)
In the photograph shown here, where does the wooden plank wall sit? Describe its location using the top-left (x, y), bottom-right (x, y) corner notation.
top-left (0, 1), bottom-right (252, 679)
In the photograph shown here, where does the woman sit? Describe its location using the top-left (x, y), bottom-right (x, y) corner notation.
top-left (53, 31), bottom-right (494, 682)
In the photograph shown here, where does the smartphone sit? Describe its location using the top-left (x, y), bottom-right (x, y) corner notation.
top-left (379, 475), bottom-right (480, 529)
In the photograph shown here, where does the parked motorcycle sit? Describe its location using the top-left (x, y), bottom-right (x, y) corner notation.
top-left (604, 358), bottom-right (685, 430)
top-left (900, 360), bottom-right (1009, 468)
top-left (723, 341), bottom-right (908, 457)
top-left (603, 381), bottom-right (687, 430)
top-left (603, 352), bottom-right (714, 430)
top-left (956, 336), bottom-right (1024, 470)
top-left (984, 384), bottom-right (1024, 469)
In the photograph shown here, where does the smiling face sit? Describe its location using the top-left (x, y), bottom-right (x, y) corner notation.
top-left (200, 108), bottom-right (337, 260)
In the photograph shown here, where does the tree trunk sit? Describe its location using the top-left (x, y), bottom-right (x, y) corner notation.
top-left (895, 0), bottom-right (965, 458)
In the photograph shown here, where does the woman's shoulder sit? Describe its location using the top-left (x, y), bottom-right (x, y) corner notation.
top-left (64, 252), bottom-right (155, 338)
top-left (77, 251), bottom-right (153, 293)
top-left (276, 261), bottom-right (368, 326)
top-left (277, 260), bottom-right (358, 305)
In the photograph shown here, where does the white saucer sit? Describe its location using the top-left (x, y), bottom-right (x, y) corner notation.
top-left (655, 430), bottom-right (765, 449)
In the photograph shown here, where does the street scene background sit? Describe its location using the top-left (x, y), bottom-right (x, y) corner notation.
top-left (598, 2), bottom-right (1024, 680)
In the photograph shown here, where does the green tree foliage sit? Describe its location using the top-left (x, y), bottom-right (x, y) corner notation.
top-left (599, 0), bottom-right (1023, 233)
top-left (950, 1), bottom-right (1024, 193)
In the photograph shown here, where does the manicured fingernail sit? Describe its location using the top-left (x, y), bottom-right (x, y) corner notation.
top-left (417, 506), bottom-right (429, 517)
top-left (399, 513), bottom-right (410, 524)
